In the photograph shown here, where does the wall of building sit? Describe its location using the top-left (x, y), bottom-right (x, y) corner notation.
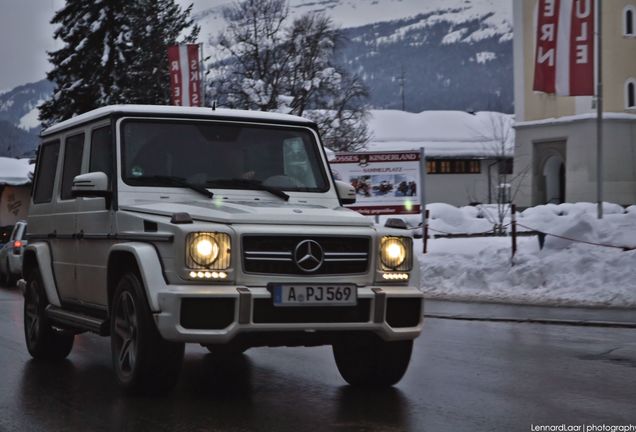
top-left (515, 0), bottom-right (636, 122)
top-left (424, 159), bottom-right (503, 206)
top-left (514, 118), bottom-right (636, 207)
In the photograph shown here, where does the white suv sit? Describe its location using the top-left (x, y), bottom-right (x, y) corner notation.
top-left (21, 105), bottom-right (423, 393)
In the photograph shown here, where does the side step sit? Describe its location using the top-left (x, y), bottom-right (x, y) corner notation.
top-left (45, 305), bottom-right (109, 336)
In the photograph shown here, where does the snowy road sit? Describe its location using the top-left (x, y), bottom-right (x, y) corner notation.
top-left (1, 287), bottom-right (634, 431)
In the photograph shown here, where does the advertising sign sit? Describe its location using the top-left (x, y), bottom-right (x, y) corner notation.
top-left (0, 186), bottom-right (30, 226)
top-left (330, 151), bottom-right (421, 216)
top-left (167, 44), bottom-right (202, 106)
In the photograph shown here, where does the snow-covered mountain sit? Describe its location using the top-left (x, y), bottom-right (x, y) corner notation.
top-left (0, 80), bottom-right (52, 157)
top-left (195, 0), bottom-right (513, 112)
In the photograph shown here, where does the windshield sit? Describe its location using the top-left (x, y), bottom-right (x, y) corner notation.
top-left (121, 120), bottom-right (329, 193)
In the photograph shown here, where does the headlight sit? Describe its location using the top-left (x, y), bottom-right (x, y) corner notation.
top-left (379, 236), bottom-right (412, 271)
top-left (186, 232), bottom-right (231, 269)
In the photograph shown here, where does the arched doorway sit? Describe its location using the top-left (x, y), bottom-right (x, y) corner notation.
top-left (543, 155), bottom-right (565, 204)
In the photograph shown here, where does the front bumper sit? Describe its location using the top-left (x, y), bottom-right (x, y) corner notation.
top-left (154, 285), bottom-right (424, 345)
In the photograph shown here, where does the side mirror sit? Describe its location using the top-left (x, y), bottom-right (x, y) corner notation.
top-left (72, 172), bottom-right (110, 198)
top-left (335, 180), bottom-right (356, 205)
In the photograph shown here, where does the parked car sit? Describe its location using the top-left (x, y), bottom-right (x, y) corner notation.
top-left (21, 105), bottom-right (423, 393)
top-left (0, 221), bottom-right (28, 286)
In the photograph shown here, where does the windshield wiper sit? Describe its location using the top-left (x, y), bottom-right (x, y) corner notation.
top-left (206, 178), bottom-right (289, 201)
top-left (133, 175), bottom-right (213, 199)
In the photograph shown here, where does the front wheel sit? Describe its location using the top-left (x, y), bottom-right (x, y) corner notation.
top-left (333, 336), bottom-right (413, 387)
top-left (110, 273), bottom-right (184, 394)
top-left (23, 268), bottom-right (74, 360)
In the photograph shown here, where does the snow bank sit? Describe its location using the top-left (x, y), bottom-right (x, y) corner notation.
top-left (416, 202), bottom-right (636, 308)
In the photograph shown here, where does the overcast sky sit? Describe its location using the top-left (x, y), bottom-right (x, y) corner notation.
top-left (0, 0), bottom-right (218, 92)
top-left (0, 0), bottom-right (66, 91)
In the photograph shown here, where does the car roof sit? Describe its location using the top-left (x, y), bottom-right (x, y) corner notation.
top-left (41, 105), bottom-right (316, 137)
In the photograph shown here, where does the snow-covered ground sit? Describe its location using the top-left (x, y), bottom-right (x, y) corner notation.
top-left (392, 203), bottom-right (636, 308)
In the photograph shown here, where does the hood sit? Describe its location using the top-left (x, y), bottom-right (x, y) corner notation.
top-left (120, 199), bottom-right (373, 227)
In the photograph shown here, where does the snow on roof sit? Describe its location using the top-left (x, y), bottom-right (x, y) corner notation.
top-left (515, 112), bottom-right (636, 128)
top-left (42, 104), bottom-right (315, 136)
top-left (366, 110), bottom-right (514, 158)
top-left (0, 157), bottom-right (34, 186)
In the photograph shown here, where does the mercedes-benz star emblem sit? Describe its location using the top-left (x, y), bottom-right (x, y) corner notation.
top-left (293, 239), bottom-right (324, 273)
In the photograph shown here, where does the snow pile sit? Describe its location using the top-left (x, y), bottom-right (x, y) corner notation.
top-left (416, 203), bottom-right (636, 308)
top-left (0, 158), bottom-right (34, 186)
top-left (365, 110), bottom-right (514, 158)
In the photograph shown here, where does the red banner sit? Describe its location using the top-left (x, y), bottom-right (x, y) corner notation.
top-left (167, 44), bottom-right (202, 106)
top-left (568, 0), bottom-right (594, 96)
top-left (533, 0), bottom-right (560, 94)
top-left (533, 0), bottom-right (595, 96)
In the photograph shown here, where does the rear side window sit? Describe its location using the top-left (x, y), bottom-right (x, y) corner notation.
top-left (60, 133), bottom-right (85, 200)
top-left (90, 126), bottom-right (113, 185)
top-left (33, 141), bottom-right (60, 204)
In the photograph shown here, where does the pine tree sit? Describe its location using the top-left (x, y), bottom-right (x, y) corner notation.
top-left (40, 0), bottom-right (199, 127)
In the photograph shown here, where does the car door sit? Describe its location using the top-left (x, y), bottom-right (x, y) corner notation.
top-left (52, 132), bottom-right (85, 302)
top-left (75, 124), bottom-right (115, 307)
top-left (29, 139), bottom-right (76, 299)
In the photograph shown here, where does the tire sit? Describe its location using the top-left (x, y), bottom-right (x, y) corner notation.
top-left (333, 335), bottom-right (413, 387)
top-left (23, 268), bottom-right (74, 360)
top-left (110, 272), bottom-right (184, 394)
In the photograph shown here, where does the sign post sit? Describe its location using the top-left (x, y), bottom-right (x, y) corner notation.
top-left (419, 147), bottom-right (427, 253)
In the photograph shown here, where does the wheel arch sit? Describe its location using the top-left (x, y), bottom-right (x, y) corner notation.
top-left (22, 243), bottom-right (62, 306)
top-left (107, 243), bottom-right (167, 313)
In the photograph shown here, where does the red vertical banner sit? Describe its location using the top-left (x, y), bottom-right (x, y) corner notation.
top-left (187, 44), bottom-right (201, 107)
top-left (533, 0), bottom-right (561, 93)
top-left (167, 44), bottom-right (202, 106)
top-left (568, 0), bottom-right (594, 96)
top-left (167, 45), bottom-right (182, 106)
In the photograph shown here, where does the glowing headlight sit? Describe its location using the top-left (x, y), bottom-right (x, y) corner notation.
top-left (186, 232), bottom-right (231, 269)
top-left (380, 236), bottom-right (412, 270)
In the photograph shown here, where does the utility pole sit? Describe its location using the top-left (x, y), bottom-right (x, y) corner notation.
top-left (398, 65), bottom-right (406, 111)
top-left (596, 0), bottom-right (603, 219)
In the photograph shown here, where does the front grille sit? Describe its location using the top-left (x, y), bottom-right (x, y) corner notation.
top-left (242, 235), bottom-right (370, 275)
top-left (253, 298), bottom-right (371, 324)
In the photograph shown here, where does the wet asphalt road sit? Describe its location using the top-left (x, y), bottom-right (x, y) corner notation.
top-left (1, 286), bottom-right (635, 432)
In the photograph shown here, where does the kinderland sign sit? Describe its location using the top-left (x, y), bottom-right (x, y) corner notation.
top-left (331, 151), bottom-right (421, 216)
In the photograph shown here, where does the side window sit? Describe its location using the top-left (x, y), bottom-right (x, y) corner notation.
top-left (90, 126), bottom-right (113, 185)
top-left (60, 133), bottom-right (85, 200)
top-left (33, 141), bottom-right (60, 204)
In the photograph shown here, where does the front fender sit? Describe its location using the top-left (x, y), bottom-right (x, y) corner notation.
top-left (109, 243), bottom-right (167, 312)
top-left (23, 243), bottom-right (62, 307)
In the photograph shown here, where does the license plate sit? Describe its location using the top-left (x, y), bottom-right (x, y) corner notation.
top-left (272, 284), bottom-right (357, 307)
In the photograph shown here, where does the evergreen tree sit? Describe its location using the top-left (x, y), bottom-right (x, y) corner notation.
top-left (40, 0), bottom-right (198, 127)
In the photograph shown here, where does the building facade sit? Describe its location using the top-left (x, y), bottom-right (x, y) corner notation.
top-left (513, 0), bottom-right (636, 207)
